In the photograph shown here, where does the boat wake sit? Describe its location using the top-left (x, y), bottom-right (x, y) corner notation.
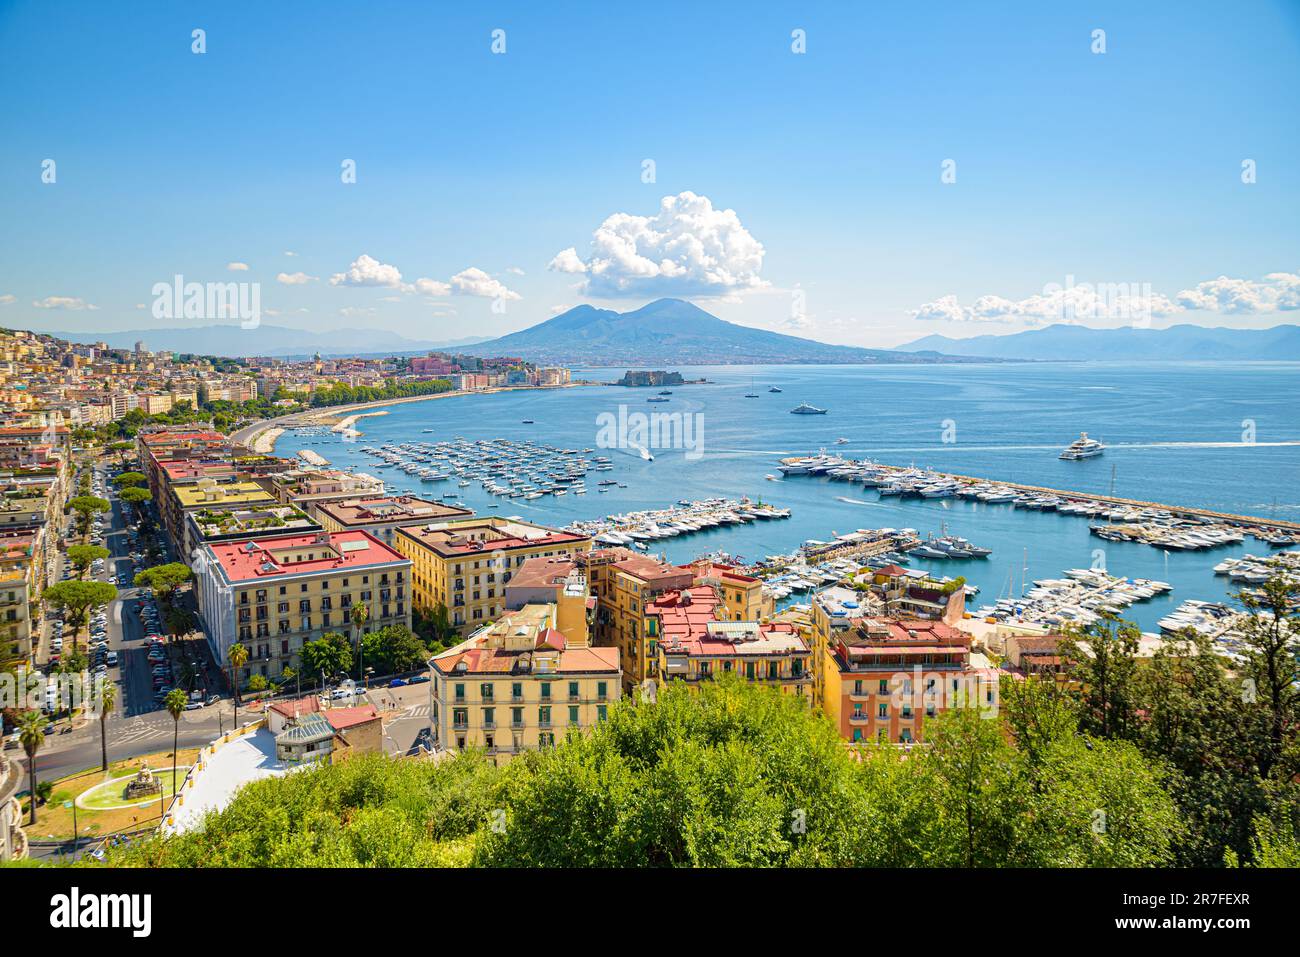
top-left (835, 496), bottom-right (885, 507)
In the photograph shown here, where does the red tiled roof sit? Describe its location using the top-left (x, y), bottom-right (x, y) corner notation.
top-left (207, 529), bottom-right (407, 582)
top-left (324, 705), bottom-right (379, 730)
top-left (269, 695), bottom-right (321, 718)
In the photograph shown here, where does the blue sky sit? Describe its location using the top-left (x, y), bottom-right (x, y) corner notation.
top-left (2, 0), bottom-right (1298, 347)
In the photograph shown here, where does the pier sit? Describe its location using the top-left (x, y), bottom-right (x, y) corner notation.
top-left (779, 457), bottom-right (1300, 534)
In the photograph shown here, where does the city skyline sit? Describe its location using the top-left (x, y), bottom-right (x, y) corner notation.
top-left (2, 1), bottom-right (1300, 348)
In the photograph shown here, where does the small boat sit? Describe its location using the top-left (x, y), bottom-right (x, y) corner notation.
top-left (835, 437), bottom-right (849, 445)
top-left (790, 403), bottom-right (827, 415)
top-left (522, 419), bottom-right (535, 424)
top-left (768, 386), bottom-right (782, 393)
top-left (647, 397), bottom-right (670, 403)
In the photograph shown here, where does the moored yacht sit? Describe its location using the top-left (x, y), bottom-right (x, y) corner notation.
top-left (790, 403), bottom-right (827, 415)
top-left (1059, 432), bottom-right (1106, 460)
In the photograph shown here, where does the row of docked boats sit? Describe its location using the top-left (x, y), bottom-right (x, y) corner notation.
top-left (567, 498), bottom-right (791, 549)
top-left (356, 437), bottom-right (619, 502)
top-left (1213, 550), bottom-right (1300, 584)
top-left (1090, 519), bottom-right (1246, 550)
top-left (973, 567), bottom-right (1171, 629)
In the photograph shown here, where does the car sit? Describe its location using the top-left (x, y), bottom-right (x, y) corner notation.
top-left (389, 678), bottom-right (408, 688)
top-left (106, 651), bottom-right (119, 666)
top-left (408, 674), bottom-right (430, 684)
top-left (329, 687), bottom-right (354, 701)
top-left (93, 664), bottom-right (108, 675)
top-left (184, 702), bottom-right (204, 711)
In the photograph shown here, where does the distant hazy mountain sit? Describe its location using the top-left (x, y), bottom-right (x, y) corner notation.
top-left (460, 298), bottom-right (976, 365)
top-left (50, 325), bottom-right (491, 358)
top-left (898, 323), bottom-right (1300, 360)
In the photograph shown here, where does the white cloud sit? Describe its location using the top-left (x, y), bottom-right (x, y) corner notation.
top-left (408, 277), bottom-right (452, 297)
top-left (549, 191), bottom-right (768, 298)
top-left (226, 262), bottom-right (250, 271)
top-left (329, 254), bottom-right (514, 301)
top-left (0, 294), bottom-right (15, 306)
top-left (913, 269), bottom-right (1300, 326)
top-left (284, 251), bottom-right (297, 257)
top-left (33, 296), bottom-right (97, 311)
top-left (1175, 271), bottom-right (1300, 314)
top-left (449, 267), bottom-right (520, 300)
top-left (549, 303), bottom-right (573, 316)
top-left (913, 283), bottom-right (1182, 325)
top-left (548, 247), bottom-right (587, 274)
top-left (330, 254), bottom-right (404, 287)
top-left (506, 266), bottom-right (525, 276)
top-left (277, 271), bottom-right (317, 285)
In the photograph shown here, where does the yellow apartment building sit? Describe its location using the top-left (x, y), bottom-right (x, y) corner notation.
top-left (393, 516), bottom-right (591, 633)
top-left (427, 602), bottom-right (621, 763)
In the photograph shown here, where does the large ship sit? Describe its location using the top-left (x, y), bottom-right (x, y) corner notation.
top-left (790, 403), bottom-right (828, 415)
top-left (1059, 432), bottom-right (1105, 460)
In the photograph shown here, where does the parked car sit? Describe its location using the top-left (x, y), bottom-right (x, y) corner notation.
top-left (106, 651), bottom-right (118, 666)
top-left (408, 674), bottom-right (430, 684)
top-left (389, 678), bottom-right (408, 688)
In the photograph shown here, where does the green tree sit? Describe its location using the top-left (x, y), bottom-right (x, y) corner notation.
top-left (228, 642), bottom-right (249, 724)
top-left (98, 680), bottom-right (116, 772)
top-left (112, 471), bottom-right (147, 488)
top-left (134, 562), bottom-right (193, 610)
top-left (1060, 612), bottom-right (1142, 741)
top-left (18, 711), bottom-right (44, 825)
top-left (164, 687), bottom-right (189, 807)
top-left (301, 632), bottom-right (354, 681)
top-left (66, 544), bottom-right (110, 579)
top-left (67, 494), bottom-right (110, 539)
top-left (1236, 572), bottom-right (1300, 782)
top-left (119, 486), bottom-right (151, 506)
top-left (41, 580), bottom-right (117, 652)
top-left (361, 624), bottom-right (429, 676)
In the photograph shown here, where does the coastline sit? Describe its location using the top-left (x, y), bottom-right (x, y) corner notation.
top-left (233, 383), bottom-right (582, 455)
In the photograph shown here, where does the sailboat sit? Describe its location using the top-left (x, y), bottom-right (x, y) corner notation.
top-left (744, 375), bottom-right (760, 398)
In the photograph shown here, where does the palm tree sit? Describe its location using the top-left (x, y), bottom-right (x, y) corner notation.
top-left (98, 680), bottom-right (116, 773)
top-left (227, 642), bottom-right (249, 727)
top-left (18, 711), bottom-right (45, 825)
top-left (164, 688), bottom-right (188, 808)
top-left (350, 602), bottom-right (369, 679)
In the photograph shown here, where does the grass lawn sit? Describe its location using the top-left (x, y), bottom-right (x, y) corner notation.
top-left (20, 748), bottom-right (200, 843)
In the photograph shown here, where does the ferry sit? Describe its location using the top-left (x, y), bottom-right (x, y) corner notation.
top-left (1059, 432), bottom-right (1105, 460)
top-left (790, 403), bottom-right (828, 415)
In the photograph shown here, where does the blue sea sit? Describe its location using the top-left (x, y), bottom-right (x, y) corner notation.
top-left (274, 362), bottom-right (1300, 630)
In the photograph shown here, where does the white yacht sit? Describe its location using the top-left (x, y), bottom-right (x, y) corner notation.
top-left (1059, 432), bottom-right (1106, 460)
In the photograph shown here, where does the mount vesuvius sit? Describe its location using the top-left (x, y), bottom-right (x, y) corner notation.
top-left (460, 299), bottom-right (975, 365)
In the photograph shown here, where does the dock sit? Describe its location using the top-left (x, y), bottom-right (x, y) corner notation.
top-left (779, 457), bottom-right (1300, 533)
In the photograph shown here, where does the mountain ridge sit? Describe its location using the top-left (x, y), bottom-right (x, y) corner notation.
top-left (458, 298), bottom-right (978, 364)
top-left (899, 323), bottom-right (1300, 360)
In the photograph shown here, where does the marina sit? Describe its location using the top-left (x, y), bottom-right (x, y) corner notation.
top-left (270, 361), bottom-right (1300, 632)
top-left (566, 498), bottom-right (791, 549)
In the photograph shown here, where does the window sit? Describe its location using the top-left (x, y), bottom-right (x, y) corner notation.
top-left (454, 683), bottom-right (465, 702)
top-left (538, 705), bottom-right (551, 727)
top-left (568, 705), bottom-right (579, 725)
top-left (568, 681), bottom-right (579, 700)
top-left (480, 682), bottom-right (493, 701)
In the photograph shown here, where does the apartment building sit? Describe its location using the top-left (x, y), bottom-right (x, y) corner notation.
top-left (194, 530), bottom-right (411, 682)
top-left (427, 601), bottom-right (620, 763)
top-left (313, 494), bottom-right (472, 547)
top-left (821, 616), bottom-right (991, 745)
top-left (168, 479), bottom-right (279, 557)
top-left (648, 585), bottom-right (812, 698)
top-left (394, 516), bottom-right (590, 633)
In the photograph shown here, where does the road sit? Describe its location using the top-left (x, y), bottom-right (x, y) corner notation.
top-left (14, 453), bottom-right (438, 795)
